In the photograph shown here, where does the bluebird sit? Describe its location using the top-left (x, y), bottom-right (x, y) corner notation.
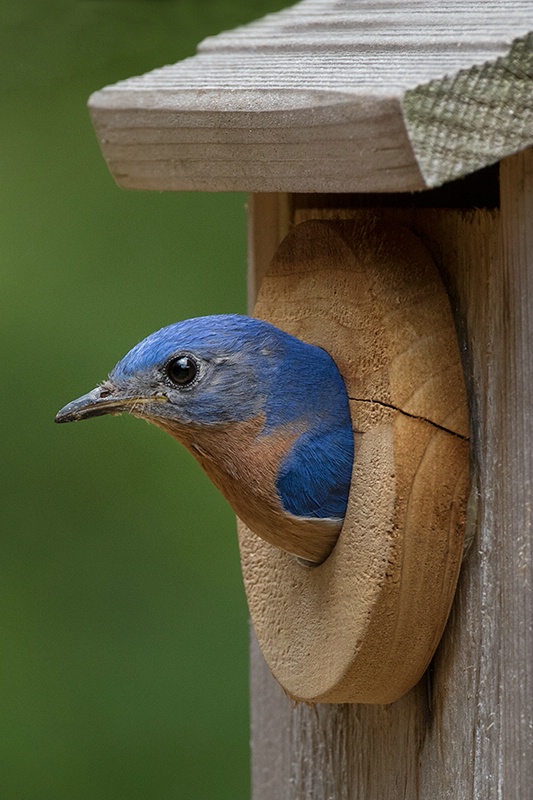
top-left (55, 315), bottom-right (354, 564)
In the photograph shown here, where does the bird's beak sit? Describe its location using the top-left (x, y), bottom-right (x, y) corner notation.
top-left (55, 386), bottom-right (167, 424)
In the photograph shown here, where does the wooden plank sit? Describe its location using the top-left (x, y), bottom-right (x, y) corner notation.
top-left (496, 149), bottom-right (533, 795)
top-left (88, 1), bottom-right (533, 193)
top-left (249, 158), bottom-right (533, 796)
top-left (249, 630), bottom-right (292, 800)
top-left (247, 194), bottom-right (291, 308)
top-left (413, 208), bottom-right (504, 799)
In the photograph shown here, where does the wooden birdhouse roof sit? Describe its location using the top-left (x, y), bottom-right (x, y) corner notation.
top-left (89, 0), bottom-right (533, 193)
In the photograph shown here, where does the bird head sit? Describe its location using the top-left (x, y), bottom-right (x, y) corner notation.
top-left (55, 314), bottom-right (349, 434)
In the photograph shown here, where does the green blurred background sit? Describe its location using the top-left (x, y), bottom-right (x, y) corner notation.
top-left (1, 2), bottom-right (291, 798)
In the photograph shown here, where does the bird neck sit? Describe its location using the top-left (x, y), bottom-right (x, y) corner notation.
top-left (153, 415), bottom-right (339, 562)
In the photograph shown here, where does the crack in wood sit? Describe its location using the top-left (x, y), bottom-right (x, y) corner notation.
top-left (348, 396), bottom-right (469, 441)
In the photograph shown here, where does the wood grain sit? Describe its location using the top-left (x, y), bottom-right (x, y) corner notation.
top-left (248, 162), bottom-right (532, 796)
top-left (497, 150), bottom-right (533, 795)
top-left (88, 1), bottom-right (533, 192)
top-left (240, 217), bottom-right (469, 703)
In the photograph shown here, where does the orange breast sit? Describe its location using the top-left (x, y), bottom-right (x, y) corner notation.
top-left (156, 415), bottom-right (340, 562)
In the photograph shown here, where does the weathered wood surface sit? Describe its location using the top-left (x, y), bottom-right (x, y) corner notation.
top-left (89, 0), bottom-right (533, 193)
top-left (240, 218), bottom-right (469, 702)
top-left (249, 149), bottom-right (533, 797)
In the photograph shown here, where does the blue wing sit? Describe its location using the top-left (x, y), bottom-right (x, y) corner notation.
top-left (276, 425), bottom-right (354, 520)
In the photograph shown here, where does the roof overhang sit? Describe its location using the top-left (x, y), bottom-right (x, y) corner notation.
top-left (89, 0), bottom-right (533, 193)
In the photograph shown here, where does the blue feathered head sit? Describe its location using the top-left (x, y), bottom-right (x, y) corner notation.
top-left (56, 314), bottom-right (351, 435)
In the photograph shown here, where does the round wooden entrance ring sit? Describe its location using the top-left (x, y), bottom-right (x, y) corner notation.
top-left (238, 219), bottom-right (469, 704)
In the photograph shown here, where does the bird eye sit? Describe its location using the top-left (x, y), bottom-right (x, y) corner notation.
top-left (166, 355), bottom-right (198, 387)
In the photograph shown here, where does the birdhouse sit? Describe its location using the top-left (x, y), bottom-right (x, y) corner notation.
top-left (88, 1), bottom-right (533, 796)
